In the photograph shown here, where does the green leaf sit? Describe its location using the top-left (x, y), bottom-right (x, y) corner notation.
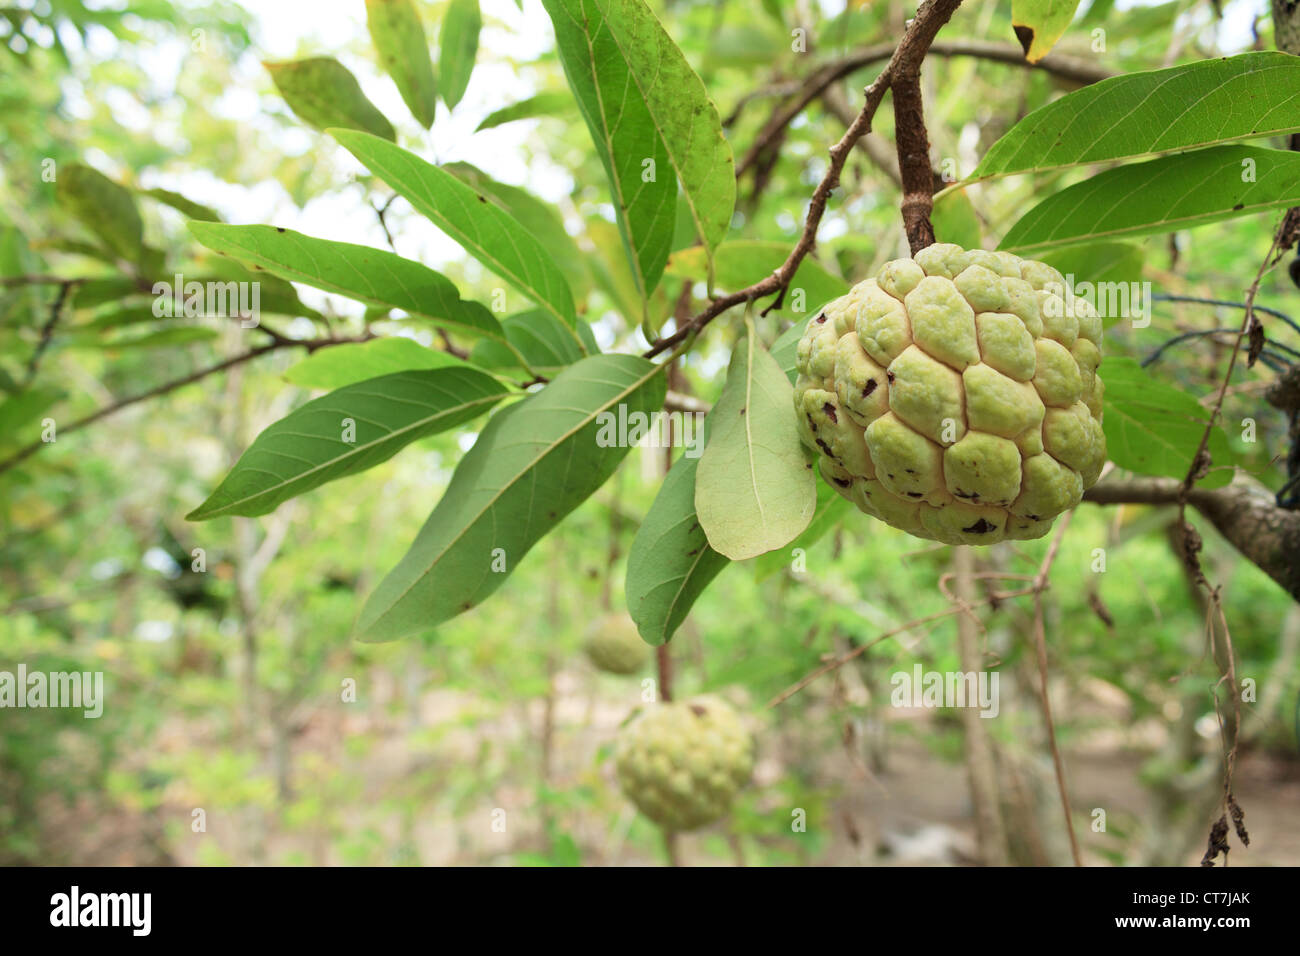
top-left (625, 453), bottom-right (729, 646)
top-left (439, 0), bottom-right (481, 110)
top-left (695, 335), bottom-right (816, 559)
top-left (331, 129), bottom-right (580, 338)
top-left (355, 353), bottom-right (666, 640)
top-left (972, 52), bottom-right (1300, 182)
top-left (1010, 0), bottom-right (1082, 63)
top-left (0, 386), bottom-right (61, 447)
top-left (770, 317), bottom-right (811, 384)
top-left (1039, 242), bottom-right (1145, 328)
top-left (284, 337), bottom-right (468, 390)
top-left (665, 241), bottom-right (849, 314)
top-left (444, 162), bottom-right (590, 301)
top-left (542, 0), bottom-right (676, 306)
top-left (999, 145), bottom-right (1300, 253)
top-left (475, 91), bottom-right (574, 132)
top-left (139, 187), bottom-right (222, 222)
top-left (753, 478), bottom-right (851, 581)
top-left (187, 367), bottom-right (509, 520)
top-left (1101, 356), bottom-right (1233, 490)
top-left (58, 164), bottom-right (147, 266)
top-left (931, 187), bottom-right (982, 250)
top-left (467, 309), bottom-right (589, 376)
top-left (187, 222), bottom-right (505, 344)
top-left (69, 277), bottom-right (143, 310)
top-left (366, 0), bottom-right (438, 128)
top-left (265, 57), bottom-right (396, 141)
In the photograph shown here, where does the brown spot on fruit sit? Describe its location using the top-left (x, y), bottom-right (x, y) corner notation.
top-left (822, 402), bottom-right (838, 423)
top-left (963, 518), bottom-right (995, 534)
top-left (863, 379), bottom-right (878, 397)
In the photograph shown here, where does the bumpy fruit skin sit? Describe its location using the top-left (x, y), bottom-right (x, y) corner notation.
top-left (583, 614), bottom-right (650, 675)
top-left (793, 243), bottom-right (1105, 545)
top-left (614, 696), bottom-right (754, 831)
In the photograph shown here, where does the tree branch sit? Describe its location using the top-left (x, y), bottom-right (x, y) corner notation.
top-left (1082, 474), bottom-right (1300, 602)
top-left (644, 0), bottom-right (965, 360)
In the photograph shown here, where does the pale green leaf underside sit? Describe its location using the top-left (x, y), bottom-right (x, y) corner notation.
top-left (439, 0), bottom-right (482, 110)
top-left (973, 52), bottom-right (1300, 181)
top-left (357, 353), bottom-right (666, 640)
top-left (1000, 145), bottom-right (1300, 252)
top-left (695, 335), bottom-right (815, 560)
top-left (188, 367), bottom-right (508, 520)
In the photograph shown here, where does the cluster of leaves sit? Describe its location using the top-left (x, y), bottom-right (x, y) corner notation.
top-left (6, 0), bottom-right (1300, 656)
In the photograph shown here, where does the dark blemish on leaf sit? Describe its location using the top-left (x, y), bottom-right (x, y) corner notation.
top-left (477, 194), bottom-right (488, 203)
top-left (276, 227), bottom-right (285, 233)
top-left (1232, 203), bottom-right (1244, 211)
top-left (822, 402), bottom-right (837, 423)
top-left (963, 518), bottom-right (995, 534)
top-left (1013, 24), bottom-right (1034, 57)
top-left (548, 511), bottom-right (557, 519)
top-left (686, 548), bottom-right (699, 556)
top-left (863, 379), bottom-right (878, 397)
top-left (740, 406), bottom-right (746, 415)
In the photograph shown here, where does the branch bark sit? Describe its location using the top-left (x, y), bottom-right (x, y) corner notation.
top-left (1082, 474), bottom-right (1300, 602)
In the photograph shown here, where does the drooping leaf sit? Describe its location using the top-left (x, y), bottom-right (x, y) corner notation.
top-left (1101, 356), bottom-right (1233, 490)
top-left (58, 164), bottom-right (147, 267)
top-left (999, 145), bottom-right (1300, 253)
top-left (284, 337), bottom-right (468, 390)
top-left (356, 353), bottom-right (666, 640)
top-left (366, 0), bottom-right (438, 127)
top-left (625, 452), bottom-right (729, 646)
top-left (695, 335), bottom-right (816, 559)
top-left (331, 130), bottom-right (581, 339)
top-left (972, 52), bottom-right (1300, 182)
top-left (187, 222), bottom-right (506, 345)
top-left (665, 241), bottom-right (849, 313)
top-left (438, 0), bottom-right (481, 110)
top-left (265, 57), bottom-right (396, 141)
top-left (753, 477), bottom-right (851, 581)
top-left (139, 187), bottom-right (222, 222)
top-left (1010, 0), bottom-right (1082, 63)
top-left (187, 367), bottom-right (509, 520)
top-left (475, 91), bottom-right (574, 132)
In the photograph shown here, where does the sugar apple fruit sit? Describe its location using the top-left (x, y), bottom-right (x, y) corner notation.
top-left (614, 696), bottom-right (754, 831)
top-left (794, 243), bottom-right (1105, 545)
top-left (583, 613), bottom-right (649, 675)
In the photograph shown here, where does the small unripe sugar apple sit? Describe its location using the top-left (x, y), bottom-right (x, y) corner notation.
top-left (583, 613), bottom-right (650, 675)
top-left (794, 243), bottom-right (1105, 545)
top-left (614, 696), bottom-right (754, 831)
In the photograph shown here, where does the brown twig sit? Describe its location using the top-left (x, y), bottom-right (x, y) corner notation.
top-left (23, 278), bottom-right (83, 386)
top-left (0, 332), bottom-right (371, 476)
top-left (891, 47), bottom-right (938, 252)
top-left (1026, 512), bottom-right (1083, 866)
top-left (644, 0), bottom-right (964, 361)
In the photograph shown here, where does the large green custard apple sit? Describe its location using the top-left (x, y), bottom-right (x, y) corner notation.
top-left (794, 243), bottom-right (1105, 545)
top-left (614, 697), bottom-right (754, 831)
